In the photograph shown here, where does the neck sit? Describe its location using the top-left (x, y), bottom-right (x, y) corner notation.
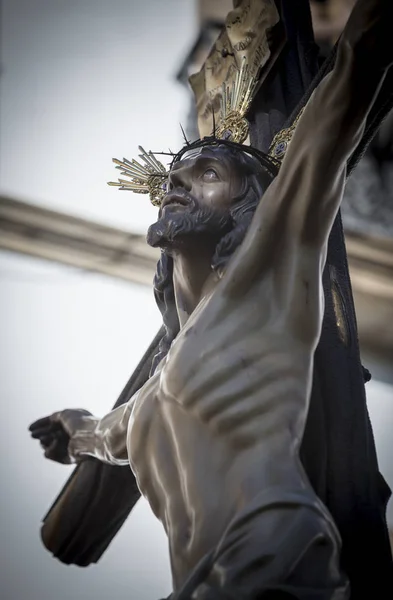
top-left (172, 243), bottom-right (217, 328)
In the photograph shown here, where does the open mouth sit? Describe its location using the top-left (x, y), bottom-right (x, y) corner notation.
top-left (162, 194), bottom-right (190, 210)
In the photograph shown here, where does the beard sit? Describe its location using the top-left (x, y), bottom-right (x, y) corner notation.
top-left (146, 200), bottom-right (232, 251)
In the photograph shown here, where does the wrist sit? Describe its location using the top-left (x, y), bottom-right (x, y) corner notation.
top-left (68, 416), bottom-right (100, 462)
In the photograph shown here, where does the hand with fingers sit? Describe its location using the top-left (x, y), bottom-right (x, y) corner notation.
top-left (29, 409), bottom-right (96, 464)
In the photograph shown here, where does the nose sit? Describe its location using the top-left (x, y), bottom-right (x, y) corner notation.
top-left (167, 164), bottom-right (192, 192)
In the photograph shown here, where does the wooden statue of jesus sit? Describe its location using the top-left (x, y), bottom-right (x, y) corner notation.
top-left (30, 1), bottom-right (393, 597)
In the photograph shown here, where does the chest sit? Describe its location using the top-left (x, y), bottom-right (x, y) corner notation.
top-left (159, 281), bottom-right (305, 420)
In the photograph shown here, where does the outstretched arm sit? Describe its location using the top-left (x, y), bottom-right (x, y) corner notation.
top-left (29, 399), bottom-right (135, 466)
top-left (278, 0), bottom-right (393, 247)
top-left (227, 0), bottom-right (393, 296)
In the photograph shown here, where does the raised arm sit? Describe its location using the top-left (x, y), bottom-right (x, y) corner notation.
top-left (29, 398), bottom-right (135, 466)
top-left (273, 0), bottom-right (392, 241)
top-left (226, 0), bottom-right (392, 296)
top-left (283, 0), bottom-right (392, 245)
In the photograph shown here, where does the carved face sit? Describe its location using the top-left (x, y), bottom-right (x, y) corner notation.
top-left (146, 145), bottom-right (266, 251)
top-left (166, 146), bottom-right (244, 210)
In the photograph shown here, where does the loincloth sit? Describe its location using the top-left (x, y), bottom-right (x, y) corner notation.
top-left (171, 487), bottom-right (350, 600)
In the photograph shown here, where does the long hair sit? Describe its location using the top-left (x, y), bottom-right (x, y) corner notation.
top-left (150, 146), bottom-right (275, 374)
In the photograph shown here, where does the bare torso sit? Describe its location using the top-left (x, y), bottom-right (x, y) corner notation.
top-left (128, 220), bottom-right (325, 588)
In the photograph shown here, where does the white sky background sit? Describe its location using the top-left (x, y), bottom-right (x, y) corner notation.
top-left (0, 0), bottom-right (196, 233)
top-left (0, 1), bottom-right (393, 600)
top-left (0, 252), bottom-right (168, 600)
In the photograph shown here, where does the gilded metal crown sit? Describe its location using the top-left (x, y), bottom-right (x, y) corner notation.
top-left (107, 146), bottom-right (168, 207)
top-left (214, 56), bottom-right (303, 157)
top-left (215, 57), bottom-right (258, 144)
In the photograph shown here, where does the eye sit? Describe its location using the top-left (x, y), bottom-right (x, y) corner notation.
top-left (163, 179), bottom-right (173, 192)
top-left (202, 168), bottom-right (219, 182)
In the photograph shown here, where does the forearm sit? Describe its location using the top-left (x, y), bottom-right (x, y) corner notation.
top-left (266, 0), bottom-right (391, 237)
top-left (71, 402), bottom-right (132, 466)
top-left (313, 0), bottom-right (390, 159)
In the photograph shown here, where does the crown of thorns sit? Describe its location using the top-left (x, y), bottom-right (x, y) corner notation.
top-left (107, 134), bottom-right (284, 207)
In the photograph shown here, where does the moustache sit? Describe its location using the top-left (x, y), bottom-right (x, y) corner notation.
top-left (159, 188), bottom-right (196, 215)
